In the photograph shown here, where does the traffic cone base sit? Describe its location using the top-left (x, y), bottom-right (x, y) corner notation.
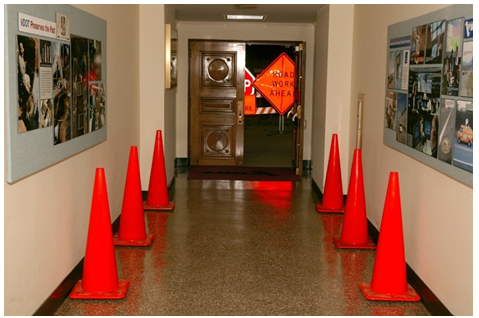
top-left (69, 279), bottom-right (130, 299)
top-left (113, 233), bottom-right (155, 247)
top-left (143, 201), bottom-right (175, 211)
top-left (333, 237), bottom-right (376, 250)
top-left (359, 282), bottom-right (421, 302)
top-left (315, 203), bottom-right (344, 213)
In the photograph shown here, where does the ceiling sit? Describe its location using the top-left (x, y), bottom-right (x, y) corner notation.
top-left (167, 4), bottom-right (326, 24)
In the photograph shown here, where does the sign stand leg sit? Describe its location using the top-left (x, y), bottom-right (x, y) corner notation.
top-left (266, 115), bottom-right (291, 136)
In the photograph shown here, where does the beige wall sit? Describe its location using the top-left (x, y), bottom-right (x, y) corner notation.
top-left (4, 4), bottom-right (140, 315)
top-left (311, 5), bottom-right (329, 191)
top-left (350, 4), bottom-right (472, 315)
top-left (312, 5), bottom-right (355, 192)
top-left (175, 21), bottom-right (315, 163)
top-left (139, 4), bottom-right (176, 189)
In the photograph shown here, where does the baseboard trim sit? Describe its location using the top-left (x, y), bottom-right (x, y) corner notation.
top-left (37, 178), bottom-right (451, 316)
top-left (303, 160), bottom-right (312, 171)
top-left (311, 176), bottom-right (346, 203)
top-left (33, 215), bottom-right (121, 316)
top-left (174, 157), bottom-right (189, 167)
top-left (367, 221), bottom-right (452, 316)
top-left (33, 177), bottom-right (177, 316)
top-left (312, 178), bottom-right (452, 316)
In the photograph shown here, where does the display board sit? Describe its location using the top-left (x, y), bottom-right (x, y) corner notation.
top-left (384, 4), bottom-right (473, 187)
top-left (5, 4), bottom-right (107, 183)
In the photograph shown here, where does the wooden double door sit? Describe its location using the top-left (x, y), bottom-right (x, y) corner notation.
top-left (189, 40), bottom-right (305, 175)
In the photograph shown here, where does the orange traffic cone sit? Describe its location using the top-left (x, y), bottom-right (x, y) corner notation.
top-left (114, 146), bottom-right (154, 246)
top-left (316, 134), bottom-right (344, 213)
top-left (333, 149), bottom-right (376, 249)
top-left (359, 172), bottom-right (420, 301)
top-left (144, 130), bottom-right (175, 211)
top-left (70, 168), bottom-right (129, 299)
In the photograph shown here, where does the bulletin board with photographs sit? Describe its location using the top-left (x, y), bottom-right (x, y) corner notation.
top-left (5, 4), bottom-right (107, 183)
top-left (384, 4), bottom-right (472, 187)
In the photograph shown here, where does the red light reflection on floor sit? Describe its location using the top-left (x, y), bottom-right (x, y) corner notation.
top-left (319, 215), bottom-right (343, 278)
top-left (251, 181), bottom-right (293, 211)
top-left (250, 181), bottom-right (293, 191)
top-left (147, 213), bottom-right (169, 271)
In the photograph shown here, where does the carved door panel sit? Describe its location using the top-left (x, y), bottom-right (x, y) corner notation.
top-left (189, 41), bottom-right (245, 166)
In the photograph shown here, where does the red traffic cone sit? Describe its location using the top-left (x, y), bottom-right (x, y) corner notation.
top-left (70, 168), bottom-right (129, 299)
top-left (316, 134), bottom-right (344, 213)
top-left (114, 146), bottom-right (154, 246)
top-left (359, 172), bottom-right (420, 301)
top-left (333, 149), bottom-right (376, 249)
top-left (144, 130), bottom-right (175, 211)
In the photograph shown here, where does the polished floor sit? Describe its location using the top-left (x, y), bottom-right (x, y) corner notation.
top-left (54, 171), bottom-right (431, 316)
top-left (244, 114), bottom-right (293, 167)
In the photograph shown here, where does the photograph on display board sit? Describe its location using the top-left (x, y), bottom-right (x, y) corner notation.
top-left (442, 17), bottom-right (464, 96)
top-left (425, 20), bottom-right (445, 64)
top-left (39, 39), bottom-right (53, 129)
top-left (56, 13), bottom-right (70, 41)
top-left (396, 92), bottom-right (408, 144)
top-left (39, 99), bottom-right (53, 129)
top-left (385, 91), bottom-right (397, 130)
top-left (387, 51), bottom-right (403, 90)
top-left (406, 68), bottom-right (441, 156)
top-left (437, 99), bottom-right (456, 164)
top-left (17, 35), bottom-right (40, 134)
top-left (53, 42), bottom-right (72, 145)
top-left (89, 83), bottom-right (106, 132)
top-left (410, 24), bottom-right (427, 65)
top-left (387, 51), bottom-right (395, 89)
top-left (71, 34), bottom-right (89, 138)
top-left (395, 51), bottom-right (403, 89)
top-left (89, 39), bottom-right (102, 81)
top-left (453, 100), bottom-right (473, 172)
top-left (460, 41), bottom-right (473, 98)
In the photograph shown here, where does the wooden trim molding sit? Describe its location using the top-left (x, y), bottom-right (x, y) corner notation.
top-left (313, 178), bottom-right (452, 316)
top-left (33, 215), bottom-right (121, 316)
top-left (33, 178), bottom-right (176, 316)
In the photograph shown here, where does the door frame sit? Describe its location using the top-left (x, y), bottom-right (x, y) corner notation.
top-left (188, 39), bottom-right (306, 171)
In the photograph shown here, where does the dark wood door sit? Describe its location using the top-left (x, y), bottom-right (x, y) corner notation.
top-left (291, 43), bottom-right (305, 175)
top-left (189, 41), bottom-right (245, 166)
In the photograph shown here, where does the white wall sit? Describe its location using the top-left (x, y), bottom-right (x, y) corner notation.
top-left (351, 4), bottom-right (472, 315)
top-left (175, 21), bottom-right (315, 163)
top-left (311, 5), bottom-right (329, 191)
top-left (4, 4), bottom-right (140, 315)
top-left (312, 5), bottom-right (355, 193)
top-left (139, 4), bottom-right (176, 189)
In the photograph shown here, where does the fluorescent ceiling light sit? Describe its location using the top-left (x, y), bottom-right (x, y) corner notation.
top-left (224, 14), bottom-right (266, 20)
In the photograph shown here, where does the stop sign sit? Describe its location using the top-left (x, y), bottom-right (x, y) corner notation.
top-left (253, 53), bottom-right (295, 116)
top-left (245, 68), bottom-right (255, 95)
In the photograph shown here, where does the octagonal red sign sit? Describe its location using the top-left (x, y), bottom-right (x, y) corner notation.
top-left (253, 53), bottom-right (295, 116)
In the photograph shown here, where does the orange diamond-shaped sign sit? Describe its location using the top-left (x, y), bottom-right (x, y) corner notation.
top-left (253, 53), bottom-right (295, 116)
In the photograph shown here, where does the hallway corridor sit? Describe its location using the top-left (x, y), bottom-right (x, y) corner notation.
top-left (54, 172), bottom-right (431, 316)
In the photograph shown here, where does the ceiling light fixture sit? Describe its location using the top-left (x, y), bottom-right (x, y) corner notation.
top-left (224, 14), bottom-right (266, 20)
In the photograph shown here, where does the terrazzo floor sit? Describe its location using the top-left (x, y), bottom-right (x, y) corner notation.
top-left (54, 172), bottom-right (431, 316)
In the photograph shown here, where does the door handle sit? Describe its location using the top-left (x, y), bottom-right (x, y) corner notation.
top-left (238, 101), bottom-right (243, 124)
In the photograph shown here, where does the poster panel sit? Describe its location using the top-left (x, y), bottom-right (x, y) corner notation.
top-left (384, 4), bottom-right (472, 187)
top-left (5, 4), bottom-right (107, 183)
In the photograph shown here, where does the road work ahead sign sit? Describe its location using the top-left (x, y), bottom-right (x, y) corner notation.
top-left (253, 53), bottom-right (295, 115)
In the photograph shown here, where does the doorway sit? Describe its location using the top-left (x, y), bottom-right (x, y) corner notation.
top-left (188, 40), bottom-right (305, 173)
top-left (244, 43), bottom-right (296, 168)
